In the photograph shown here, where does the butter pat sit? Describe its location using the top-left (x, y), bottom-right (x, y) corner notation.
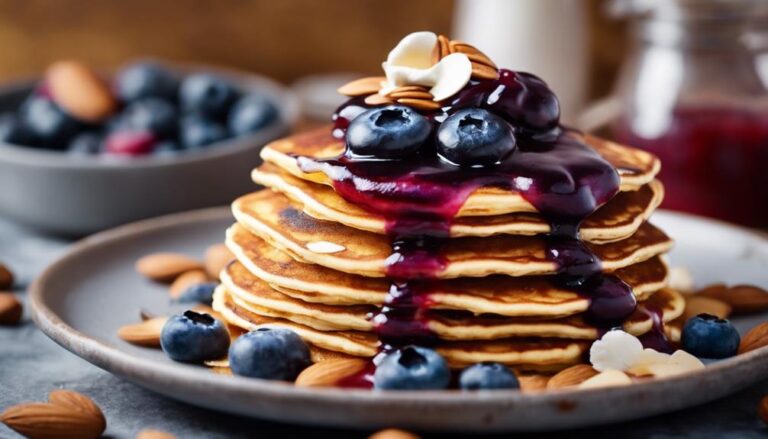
top-left (589, 330), bottom-right (643, 372)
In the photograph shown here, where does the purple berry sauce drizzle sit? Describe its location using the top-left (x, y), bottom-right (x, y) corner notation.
top-left (297, 69), bottom-right (668, 384)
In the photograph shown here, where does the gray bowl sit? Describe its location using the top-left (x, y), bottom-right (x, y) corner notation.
top-left (0, 63), bottom-right (298, 236)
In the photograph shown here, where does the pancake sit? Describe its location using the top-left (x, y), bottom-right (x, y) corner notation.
top-left (226, 226), bottom-right (670, 316)
top-left (213, 286), bottom-right (589, 371)
top-left (259, 129), bottom-right (660, 217)
top-left (231, 190), bottom-right (674, 278)
top-left (252, 164), bottom-right (664, 243)
top-left (221, 262), bottom-right (684, 340)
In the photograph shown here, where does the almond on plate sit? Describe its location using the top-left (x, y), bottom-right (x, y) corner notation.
top-left (739, 321), bottom-right (768, 354)
top-left (682, 295), bottom-right (732, 321)
top-left (517, 374), bottom-right (550, 392)
top-left (368, 428), bottom-right (421, 439)
top-left (136, 429), bottom-right (176, 439)
top-left (135, 253), bottom-right (204, 282)
top-left (698, 284), bottom-right (768, 314)
top-left (0, 292), bottom-right (22, 325)
top-left (117, 317), bottom-right (168, 347)
top-left (205, 244), bottom-right (234, 278)
top-left (169, 270), bottom-right (210, 299)
top-left (295, 358), bottom-right (368, 387)
top-left (547, 364), bottom-right (599, 389)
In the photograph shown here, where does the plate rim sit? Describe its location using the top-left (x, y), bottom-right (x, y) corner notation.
top-left (27, 207), bottom-right (768, 430)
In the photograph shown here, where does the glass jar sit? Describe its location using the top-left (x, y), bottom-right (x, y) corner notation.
top-left (611, 0), bottom-right (768, 227)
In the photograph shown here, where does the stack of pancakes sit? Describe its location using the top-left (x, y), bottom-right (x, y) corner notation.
top-left (212, 128), bottom-right (683, 372)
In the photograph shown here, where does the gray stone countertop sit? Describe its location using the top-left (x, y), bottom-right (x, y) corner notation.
top-left (1, 216), bottom-right (767, 439)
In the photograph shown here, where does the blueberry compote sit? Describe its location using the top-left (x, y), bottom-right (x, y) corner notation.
top-left (304, 69), bottom-right (661, 372)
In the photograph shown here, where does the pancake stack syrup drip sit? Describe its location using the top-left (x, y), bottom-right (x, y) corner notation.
top-left (296, 66), bottom-right (674, 364)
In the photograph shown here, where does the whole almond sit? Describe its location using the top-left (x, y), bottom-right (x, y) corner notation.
top-left (295, 358), bottom-right (368, 387)
top-left (136, 429), bottom-right (176, 439)
top-left (547, 364), bottom-right (599, 389)
top-left (46, 60), bottom-right (117, 122)
top-left (0, 293), bottom-right (22, 325)
top-left (0, 263), bottom-right (13, 289)
top-left (518, 374), bottom-right (550, 392)
top-left (759, 395), bottom-right (768, 426)
top-left (739, 321), bottom-right (768, 354)
top-left (205, 244), bottom-right (234, 278)
top-left (369, 428), bottom-right (421, 439)
top-left (338, 77), bottom-right (386, 97)
top-left (48, 390), bottom-right (104, 422)
top-left (696, 283), bottom-right (768, 314)
top-left (135, 253), bottom-right (204, 282)
top-left (682, 296), bottom-right (732, 321)
top-left (118, 317), bottom-right (167, 347)
top-left (1, 402), bottom-right (105, 439)
top-left (169, 270), bottom-right (210, 299)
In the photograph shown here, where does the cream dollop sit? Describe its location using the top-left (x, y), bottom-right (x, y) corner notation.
top-left (380, 31), bottom-right (472, 102)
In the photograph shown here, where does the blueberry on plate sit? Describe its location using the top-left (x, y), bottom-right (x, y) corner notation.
top-left (67, 132), bottom-right (103, 155)
top-left (681, 313), bottom-right (741, 359)
top-left (177, 282), bottom-right (218, 305)
top-left (116, 62), bottom-right (178, 103)
top-left (459, 362), bottom-right (519, 390)
top-left (180, 73), bottom-right (239, 119)
top-left (180, 116), bottom-right (229, 149)
top-left (228, 93), bottom-right (278, 136)
top-left (104, 130), bottom-right (157, 156)
top-left (153, 141), bottom-right (181, 157)
top-left (437, 108), bottom-right (516, 167)
top-left (228, 327), bottom-right (311, 380)
top-left (373, 346), bottom-right (450, 390)
top-left (160, 310), bottom-right (230, 363)
top-left (346, 105), bottom-right (431, 159)
top-left (123, 98), bottom-right (178, 138)
top-left (19, 96), bottom-right (81, 148)
top-left (0, 114), bottom-right (34, 145)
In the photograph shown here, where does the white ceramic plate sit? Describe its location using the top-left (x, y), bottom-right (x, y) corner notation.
top-left (29, 208), bottom-right (768, 432)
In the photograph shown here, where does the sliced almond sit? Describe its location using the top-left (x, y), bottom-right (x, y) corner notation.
top-left (0, 292), bottom-right (22, 325)
top-left (437, 34), bottom-right (451, 60)
top-left (518, 374), bottom-right (550, 392)
top-left (389, 90), bottom-right (434, 100)
top-left (471, 63), bottom-right (500, 80)
top-left (369, 428), bottom-right (421, 439)
top-left (117, 317), bottom-right (167, 347)
top-left (1, 402), bottom-right (105, 439)
top-left (364, 93), bottom-right (395, 106)
top-left (135, 253), bottom-right (204, 283)
top-left (46, 60), bottom-right (117, 122)
top-left (449, 41), bottom-right (497, 69)
top-left (205, 244), bottom-right (233, 278)
top-left (739, 321), bottom-right (768, 354)
top-left (137, 429), bottom-right (177, 439)
top-left (169, 270), bottom-right (210, 299)
top-left (0, 263), bottom-right (13, 289)
top-left (48, 390), bottom-right (105, 423)
top-left (295, 358), bottom-right (368, 387)
top-left (546, 364), bottom-right (598, 390)
top-left (759, 395), bottom-right (768, 426)
top-left (682, 295), bottom-right (732, 321)
top-left (396, 98), bottom-right (441, 111)
top-left (338, 76), bottom-right (386, 97)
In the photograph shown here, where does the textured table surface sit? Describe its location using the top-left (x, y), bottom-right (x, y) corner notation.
top-left (1, 215), bottom-right (768, 439)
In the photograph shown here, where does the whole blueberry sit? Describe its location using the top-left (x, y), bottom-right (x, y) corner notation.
top-left (104, 130), bottom-right (157, 156)
top-left (68, 132), bottom-right (103, 155)
top-left (0, 115), bottom-right (34, 146)
top-left (681, 313), bottom-right (741, 359)
top-left (177, 282), bottom-right (218, 305)
top-left (180, 116), bottom-right (228, 149)
top-left (373, 346), bottom-right (450, 390)
top-left (153, 141), bottom-right (181, 157)
top-left (228, 327), bottom-right (311, 380)
top-left (459, 362), bottom-right (519, 390)
top-left (180, 74), bottom-right (239, 119)
top-left (123, 98), bottom-right (178, 138)
top-left (346, 105), bottom-right (431, 159)
top-left (437, 108), bottom-right (516, 166)
top-left (228, 93), bottom-right (278, 136)
top-left (116, 62), bottom-right (178, 102)
top-left (19, 97), bottom-right (81, 148)
top-left (160, 311), bottom-right (230, 363)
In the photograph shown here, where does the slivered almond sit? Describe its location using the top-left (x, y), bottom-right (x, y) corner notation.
top-left (471, 63), bottom-right (500, 80)
top-left (1, 402), bottom-right (105, 439)
top-left (449, 41), bottom-right (497, 69)
top-left (169, 270), bottom-right (210, 299)
top-left (682, 296), bottom-right (732, 321)
top-left (547, 364), bottom-right (599, 389)
top-left (364, 93), bottom-right (394, 106)
top-left (388, 90), bottom-right (434, 100)
top-left (205, 244), bottom-right (233, 278)
top-left (369, 428), bottom-right (421, 439)
top-left (135, 253), bottom-right (204, 282)
top-left (0, 292), bottom-right (22, 325)
top-left (518, 374), bottom-right (550, 392)
top-left (137, 429), bottom-right (177, 439)
top-left (396, 98), bottom-right (441, 111)
top-left (699, 284), bottom-right (768, 314)
top-left (118, 317), bottom-right (167, 347)
top-left (437, 34), bottom-right (451, 60)
top-left (338, 76), bottom-right (386, 97)
top-left (739, 321), bottom-right (768, 354)
top-left (48, 390), bottom-right (104, 422)
top-left (0, 263), bottom-right (13, 289)
top-left (295, 358), bottom-right (368, 387)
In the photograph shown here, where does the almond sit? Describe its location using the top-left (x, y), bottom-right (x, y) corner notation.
top-left (448, 41), bottom-right (498, 69)
top-left (369, 428), bottom-right (421, 439)
top-left (205, 244), bottom-right (233, 278)
top-left (759, 395), bottom-right (768, 426)
top-left (471, 63), bottom-right (500, 80)
top-left (338, 76), bottom-right (386, 97)
top-left (117, 317), bottom-right (167, 347)
top-left (546, 364), bottom-right (599, 389)
top-left (295, 358), bottom-right (368, 387)
top-left (135, 253), bottom-right (204, 282)
top-left (46, 60), bottom-right (117, 122)
top-left (136, 429), bottom-right (176, 439)
top-left (698, 284), bottom-right (768, 314)
top-left (518, 374), bottom-right (550, 392)
top-left (48, 390), bottom-right (104, 422)
top-left (0, 263), bottom-right (13, 289)
top-left (0, 292), bottom-right (22, 325)
top-left (1, 402), bottom-right (105, 439)
top-left (739, 321), bottom-right (768, 354)
top-left (169, 270), bottom-right (210, 299)
top-left (396, 98), bottom-right (441, 111)
top-left (682, 295), bottom-right (732, 321)
top-left (364, 93), bottom-right (394, 106)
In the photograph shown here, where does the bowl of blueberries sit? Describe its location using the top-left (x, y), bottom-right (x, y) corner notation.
top-left (0, 60), bottom-right (298, 235)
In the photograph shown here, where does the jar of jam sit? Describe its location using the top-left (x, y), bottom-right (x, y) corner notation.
top-left (610, 0), bottom-right (768, 227)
